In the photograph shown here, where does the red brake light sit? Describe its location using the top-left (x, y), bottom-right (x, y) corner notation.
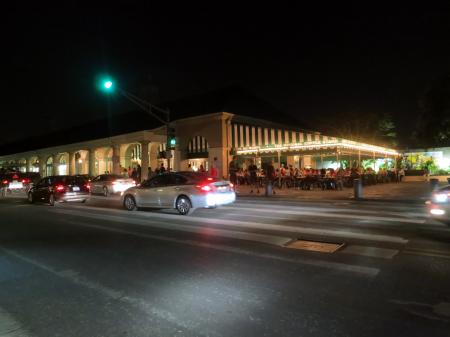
top-left (56, 185), bottom-right (65, 192)
top-left (229, 183), bottom-right (234, 188)
top-left (196, 184), bottom-right (212, 192)
top-left (112, 181), bottom-right (119, 185)
top-left (2, 180), bottom-right (8, 184)
top-left (22, 178), bottom-right (30, 184)
top-left (85, 184), bottom-right (91, 190)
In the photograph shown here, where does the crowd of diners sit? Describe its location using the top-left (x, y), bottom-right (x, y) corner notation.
top-left (232, 163), bottom-right (405, 191)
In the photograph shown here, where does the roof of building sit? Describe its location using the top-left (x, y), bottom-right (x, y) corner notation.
top-left (0, 85), bottom-right (306, 156)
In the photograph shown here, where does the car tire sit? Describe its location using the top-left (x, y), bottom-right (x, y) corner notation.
top-left (103, 186), bottom-right (109, 197)
top-left (176, 195), bottom-right (193, 215)
top-left (27, 192), bottom-right (34, 204)
top-left (49, 193), bottom-right (55, 206)
top-left (81, 199), bottom-right (87, 203)
top-left (123, 195), bottom-right (137, 211)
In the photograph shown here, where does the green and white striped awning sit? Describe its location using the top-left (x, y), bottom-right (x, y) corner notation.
top-left (231, 123), bottom-right (398, 156)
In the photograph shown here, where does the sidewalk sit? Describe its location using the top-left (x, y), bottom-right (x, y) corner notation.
top-left (234, 181), bottom-right (440, 202)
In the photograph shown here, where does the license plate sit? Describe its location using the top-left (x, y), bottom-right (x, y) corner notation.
top-left (218, 186), bottom-right (227, 192)
top-left (72, 186), bottom-right (80, 192)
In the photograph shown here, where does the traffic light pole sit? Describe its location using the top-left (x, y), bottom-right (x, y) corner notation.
top-left (117, 88), bottom-right (172, 172)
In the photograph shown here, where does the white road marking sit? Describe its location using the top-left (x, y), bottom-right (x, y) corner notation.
top-left (57, 219), bottom-right (380, 277)
top-left (232, 203), bottom-right (428, 219)
top-left (340, 245), bottom-right (399, 259)
top-left (0, 247), bottom-right (207, 334)
top-left (52, 206), bottom-right (409, 244)
top-left (0, 306), bottom-right (33, 337)
top-left (51, 208), bottom-right (293, 246)
top-left (222, 206), bottom-right (426, 224)
top-left (403, 249), bottom-right (450, 260)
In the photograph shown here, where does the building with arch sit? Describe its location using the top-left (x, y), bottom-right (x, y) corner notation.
top-left (0, 87), bottom-right (399, 180)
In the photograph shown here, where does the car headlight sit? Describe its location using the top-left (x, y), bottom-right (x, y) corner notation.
top-left (434, 193), bottom-right (448, 203)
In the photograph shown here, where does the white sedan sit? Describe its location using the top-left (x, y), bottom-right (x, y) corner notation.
top-left (121, 172), bottom-right (236, 215)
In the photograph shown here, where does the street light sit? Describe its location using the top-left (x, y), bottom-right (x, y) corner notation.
top-left (103, 80), bottom-right (113, 90)
top-left (97, 77), bottom-right (174, 171)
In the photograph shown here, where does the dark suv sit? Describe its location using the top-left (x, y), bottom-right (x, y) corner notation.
top-left (28, 175), bottom-right (90, 205)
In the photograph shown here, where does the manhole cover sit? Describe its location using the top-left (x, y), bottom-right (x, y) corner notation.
top-left (285, 240), bottom-right (345, 253)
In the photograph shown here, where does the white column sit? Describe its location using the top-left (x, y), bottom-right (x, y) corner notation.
top-left (112, 145), bottom-right (121, 175)
top-left (68, 152), bottom-right (75, 175)
top-left (140, 141), bottom-right (149, 181)
top-left (52, 154), bottom-right (58, 176)
top-left (89, 149), bottom-right (96, 177)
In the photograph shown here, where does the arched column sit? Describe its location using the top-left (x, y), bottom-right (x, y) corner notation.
top-left (89, 149), bottom-right (96, 177)
top-left (112, 144), bottom-right (121, 175)
top-left (52, 154), bottom-right (58, 176)
top-left (140, 141), bottom-right (149, 181)
top-left (68, 152), bottom-right (75, 175)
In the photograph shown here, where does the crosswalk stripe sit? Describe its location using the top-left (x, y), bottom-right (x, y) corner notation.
top-left (51, 206), bottom-right (409, 244)
top-left (50, 208), bottom-right (293, 246)
top-left (221, 206), bottom-right (426, 224)
top-left (55, 220), bottom-right (379, 277)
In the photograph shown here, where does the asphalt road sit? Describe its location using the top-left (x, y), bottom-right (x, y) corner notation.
top-left (0, 193), bottom-right (449, 337)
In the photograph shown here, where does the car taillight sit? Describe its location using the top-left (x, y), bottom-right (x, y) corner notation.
top-left (196, 184), bottom-right (212, 192)
top-left (22, 178), bottom-right (30, 184)
top-left (229, 183), bottom-right (234, 188)
top-left (2, 180), bottom-right (8, 185)
top-left (112, 181), bottom-right (119, 185)
top-left (56, 185), bottom-right (65, 192)
top-left (85, 184), bottom-right (91, 190)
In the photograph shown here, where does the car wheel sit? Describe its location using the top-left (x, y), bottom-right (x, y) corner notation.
top-left (176, 196), bottom-right (193, 215)
top-left (81, 199), bottom-right (87, 203)
top-left (103, 186), bottom-right (109, 197)
top-left (27, 192), bottom-right (34, 203)
top-left (49, 193), bottom-right (55, 206)
top-left (123, 195), bottom-right (137, 211)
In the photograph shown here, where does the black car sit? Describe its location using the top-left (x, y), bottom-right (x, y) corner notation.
top-left (1, 172), bottom-right (41, 193)
top-left (28, 175), bottom-right (90, 205)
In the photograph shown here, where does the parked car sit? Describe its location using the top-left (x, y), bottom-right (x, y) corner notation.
top-left (121, 172), bottom-right (236, 215)
top-left (426, 185), bottom-right (450, 224)
top-left (1, 172), bottom-right (41, 194)
top-left (90, 174), bottom-right (136, 196)
top-left (27, 175), bottom-right (90, 205)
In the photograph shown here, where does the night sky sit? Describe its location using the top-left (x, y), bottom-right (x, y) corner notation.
top-left (2, 3), bottom-right (450, 147)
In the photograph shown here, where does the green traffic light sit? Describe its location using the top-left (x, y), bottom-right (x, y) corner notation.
top-left (104, 81), bottom-right (113, 89)
top-left (170, 138), bottom-right (176, 146)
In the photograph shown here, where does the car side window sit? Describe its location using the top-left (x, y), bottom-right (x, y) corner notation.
top-left (149, 176), bottom-right (164, 187)
top-left (174, 175), bottom-right (188, 185)
top-left (92, 176), bottom-right (101, 182)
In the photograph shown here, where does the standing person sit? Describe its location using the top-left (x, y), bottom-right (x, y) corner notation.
top-left (188, 164), bottom-right (194, 172)
top-left (248, 160), bottom-right (259, 193)
top-left (199, 164), bottom-right (205, 173)
top-left (137, 164), bottom-right (142, 182)
top-left (399, 167), bottom-right (405, 182)
top-left (229, 157), bottom-right (238, 190)
top-left (131, 167), bottom-right (137, 181)
top-left (159, 163), bottom-right (166, 173)
top-left (266, 161), bottom-right (276, 195)
top-left (128, 166), bottom-right (132, 178)
top-left (147, 167), bottom-right (152, 179)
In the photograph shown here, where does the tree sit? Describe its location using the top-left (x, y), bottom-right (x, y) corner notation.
top-left (413, 74), bottom-right (450, 147)
top-left (317, 111), bottom-right (398, 147)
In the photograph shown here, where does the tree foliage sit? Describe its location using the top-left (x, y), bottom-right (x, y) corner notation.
top-left (413, 74), bottom-right (450, 147)
top-left (317, 111), bottom-right (398, 147)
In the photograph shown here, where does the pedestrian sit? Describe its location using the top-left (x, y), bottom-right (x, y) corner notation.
top-left (229, 157), bottom-right (238, 190)
top-left (137, 164), bottom-right (141, 182)
top-left (248, 160), bottom-right (259, 193)
top-left (128, 166), bottom-right (132, 178)
top-left (147, 167), bottom-right (152, 178)
top-left (399, 167), bottom-right (405, 182)
top-left (266, 161), bottom-right (276, 195)
top-left (131, 167), bottom-right (137, 181)
top-left (188, 164), bottom-right (194, 172)
top-left (160, 163), bottom-right (166, 173)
